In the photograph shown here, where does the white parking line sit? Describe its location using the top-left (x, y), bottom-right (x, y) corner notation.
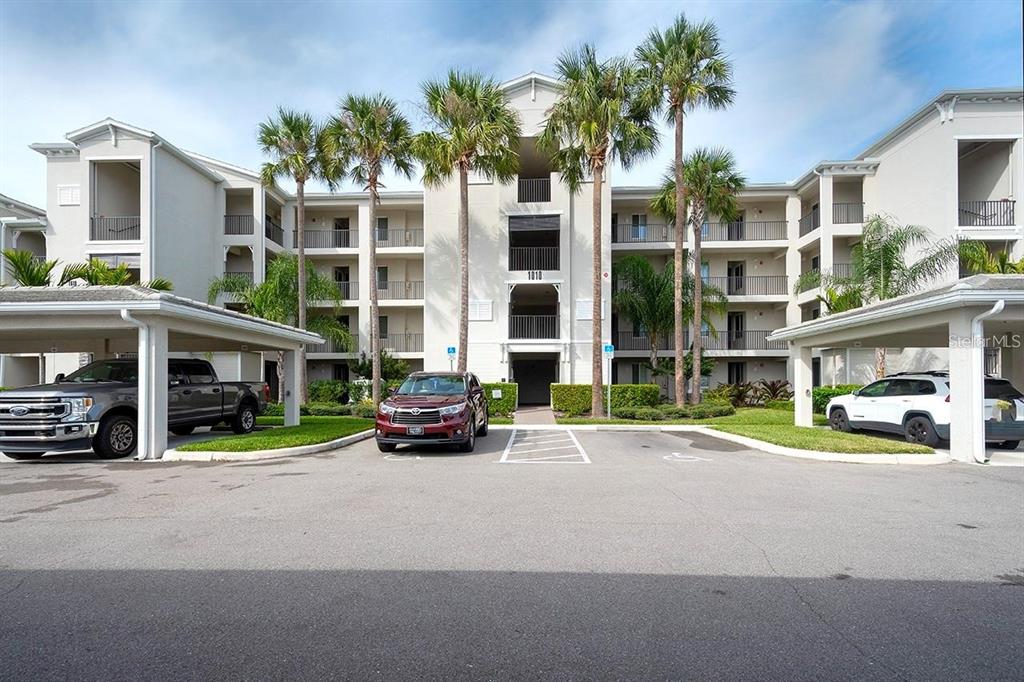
top-left (499, 429), bottom-right (590, 464)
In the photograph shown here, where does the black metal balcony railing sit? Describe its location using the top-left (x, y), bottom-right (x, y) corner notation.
top-left (611, 223), bottom-right (673, 243)
top-left (615, 330), bottom-right (674, 352)
top-left (518, 177), bottom-right (551, 203)
top-left (796, 268), bottom-right (820, 293)
top-left (377, 229), bottom-right (424, 248)
top-left (959, 200), bottom-right (1015, 227)
top-left (335, 281), bottom-right (358, 299)
top-left (798, 210), bottom-right (820, 237)
top-left (721, 330), bottom-right (787, 351)
top-left (382, 333), bottom-right (424, 353)
top-left (376, 280), bottom-right (424, 300)
top-left (265, 217), bottom-right (284, 246)
top-left (297, 229), bottom-right (354, 249)
top-left (305, 338), bottom-right (350, 354)
top-left (90, 216), bottom-right (141, 241)
top-left (832, 262), bottom-right (853, 278)
top-left (223, 270), bottom-right (254, 283)
top-left (509, 314), bottom-right (559, 339)
top-left (833, 202), bottom-right (864, 224)
top-left (704, 275), bottom-right (788, 296)
top-left (703, 220), bottom-right (787, 241)
top-left (224, 215), bottom-right (255, 235)
top-left (509, 246), bottom-right (559, 271)
top-left (613, 329), bottom-right (785, 352)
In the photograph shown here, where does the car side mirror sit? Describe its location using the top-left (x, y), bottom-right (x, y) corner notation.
top-left (54, 373), bottom-right (65, 383)
top-left (389, 386), bottom-right (398, 396)
top-left (852, 389), bottom-right (861, 397)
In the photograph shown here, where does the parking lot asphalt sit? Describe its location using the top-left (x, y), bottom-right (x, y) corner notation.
top-left (2, 428), bottom-right (1023, 680)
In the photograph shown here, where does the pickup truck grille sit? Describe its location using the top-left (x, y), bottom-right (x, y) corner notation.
top-left (392, 409), bottom-right (443, 425)
top-left (0, 398), bottom-right (68, 421)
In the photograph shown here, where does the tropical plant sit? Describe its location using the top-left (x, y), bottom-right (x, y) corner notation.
top-left (2, 249), bottom-right (58, 286)
top-left (651, 147), bottom-right (745, 403)
top-left (3, 250), bottom-right (172, 290)
top-left (646, 353), bottom-right (715, 389)
top-left (959, 240), bottom-right (1024, 274)
top-left (755, 378), bottom-right (793, 402)
top-left (350, 349), bottom-right (410, 383)
top-left (208, 254), bottom-right (351, 396)
top-left (540, 43), bottom-right (659, 416)
top-left (258, 108), bottom-right (329, 402)
top-left (414, 71), bottom-right (521, 373)
top-left (637, 13), bottom-right (735, 407)
top-left (321, 94), bottom-right (415, 404)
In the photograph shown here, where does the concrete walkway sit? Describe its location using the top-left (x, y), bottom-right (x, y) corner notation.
top-left (513, 405), bottom-right (557, 425)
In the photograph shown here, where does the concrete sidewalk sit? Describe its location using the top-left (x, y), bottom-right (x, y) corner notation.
top-left (513, 405), bottom-right (556, 425)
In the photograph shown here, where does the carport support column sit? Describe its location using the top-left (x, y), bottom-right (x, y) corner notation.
top-left (949, 311), bottom-right (988, 464)
top-left (793, 344), bottom-right (813, 427)
top-left (282, 348), bottom-right (302, 427)
top-left (137, 321), bottom-right (168, 460)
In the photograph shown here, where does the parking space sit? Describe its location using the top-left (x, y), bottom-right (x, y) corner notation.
top-left (499, 428), bottom-right (590, 464)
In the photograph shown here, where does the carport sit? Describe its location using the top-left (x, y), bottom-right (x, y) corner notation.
top-left (768, 275), bottom-right (1024, 463)
top-left (0, 287), bottom-right (322, 459)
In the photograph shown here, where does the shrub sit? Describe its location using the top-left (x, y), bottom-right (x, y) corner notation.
top-left (813, 384), bottom-right (861, 414)
top-left (703, 384), bottom-right (735, 405)
top-left (612, 406), bottom-right (665, 421)
top-left (657, 405), bottom-right (689, 419)
top-left (756, 379), bottom-right (793, 402)
top-left (685, 402), bottom-right (735, 419)
top-left (304, 402), bottom-right (352, 416)
top-left (308, 379), bottom-right (348, 403)
top-left (263, 402), bottom-right (284, 416)
top-left (765, 399), bottom-right (794, 411)
top-left (351, 401), bottom-right (377, 419)
top-left (483, 383), bottom-right (518, 416)
top-left (550, 384), bottom-right (660, 416)
top-left (730, 381), bottom-right (759, 407)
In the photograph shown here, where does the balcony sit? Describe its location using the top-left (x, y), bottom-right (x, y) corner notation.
top-left (612, 222), bottom-right (673, 243)
top-left (223, 270), bottom-right (254, 283)
top-left (376, 280), bottom-right (424, 300)
top-left (306, 338), bottom-right (351, 354)
top-left (377, 228), bottom-right (424, 248)
top-left (90, 216), bottom-right (140, 241)
top-left (335, 281), bottom-right (358, 299)
top-left (509, 314), bottom-right (559, 339)
top-left (297, 229), bottom-right (354, 249)
top-left (517, 177), bottom-right (551, 203)
top-left (615, 330), bottom-right (674, 352)
top-left (382, 333), bottom-right (423, 353)
top-left (798, 210), bottom-right (820, 237)
top-left (703, 220), bottom-right (787, 241)
top-left (265, 217), bottom-right (284, 246)
top-left (509, 246), bottom-right (559, 271)
top-left (833, 203), bottom-right (864, 224)
top-left (614, 329), bottom-right (784, 351)
top-left (959, 200), bottom-right (1015, 227)
top-left (224, 215), bottom-right (255, 235)
top-left (704, 275), bottom-right (788, 296)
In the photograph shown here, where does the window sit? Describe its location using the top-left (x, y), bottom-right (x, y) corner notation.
top-left (182, 361), bottom-right (216, 384)
top-left (886, 379), bottom-right (936, 396)
top-left (396, 374), bottom-right (466, 395)
top-left (333, 266), bottom-right (350, 282)
top-left (985, 379), bottom-right (1024, 400)
top-left (630, 214), bottom-right (647, 240)
top-left (338, 315), bottom-right (350, 330)
top-left (168, 363), bottom-right (187, 385)
top-left (65, 360), bottom-right (137, 383)
top-left (333, 218), bottom-right (350, 247)
top-left (378, 316), bottom-right (389, 339)
top-left (575, 299), bottom-right (592, 321)
top-left (469, 299), bottom-right (492, 321)
top-left (332, 363), bottom-right (349, 382)
top-left (376, 217), bottom-right (389, 242)
top-left (811, 255), bottom-right (820, 271)
top-left (700, 262), bottom-right (710, 282)
top-left (57, 184), bottom-right (81, 206)
top-left (376, 266), bottom-right (388, 289)
top-left (727, 361), bottom-right (746, 385)
top-left (858, 380), bottom-right (891, 397)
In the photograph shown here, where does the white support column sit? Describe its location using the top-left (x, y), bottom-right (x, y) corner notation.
top-left (282, 347), bottom-right (301, 426)
top-left (948, 311), bottom-right (987, 463)
top-left (137, 320), bottom-right (168, 460)
top-left (818, 174), bottom-right (835, 272)
top-left (784, 195), bottom-right (802, 330)
top-left (793, 344), bottom-right (814, 427)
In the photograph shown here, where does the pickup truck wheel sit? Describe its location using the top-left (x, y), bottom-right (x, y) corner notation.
top-left (93, 415), bottom-right (137, 459)
top-left (231, 404), bottom-right (257, 434)
top-left (829, 408), bottom-right (852, 432)
top-left (904, 416), bottom-right (939, 447)
top-left (459, 419), bottom-right (476, 453)
top-left (2, 451), bottom-right (44, 460)
top-left (171, 426), bottom-right (195, 436)
top-left (996, 440), bottom-right (1020, 450)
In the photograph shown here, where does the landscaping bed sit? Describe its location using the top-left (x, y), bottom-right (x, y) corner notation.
top-left (711, 424), bottom-right (934, 454)
top-left (179, 417), bottom-right (373, 452)
top-left (556, 408), bottom-right (829, 426)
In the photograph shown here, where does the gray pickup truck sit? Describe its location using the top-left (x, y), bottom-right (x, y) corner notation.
top-left (0, 358), bottom-right (268, 460)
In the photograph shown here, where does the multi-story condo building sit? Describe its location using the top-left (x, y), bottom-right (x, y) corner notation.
top-left (18, 75), bottom-right (1024, 403)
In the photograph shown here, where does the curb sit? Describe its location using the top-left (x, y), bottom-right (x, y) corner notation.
top-left (161, 429), bottom-right (375, 462)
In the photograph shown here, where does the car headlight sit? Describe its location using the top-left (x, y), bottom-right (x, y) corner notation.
top-left (439, 402), bottom-right (467, 417)
top-left (63, 397), bottom-right (94, 422)
top-left (378, 402), bottom-right (396, 416)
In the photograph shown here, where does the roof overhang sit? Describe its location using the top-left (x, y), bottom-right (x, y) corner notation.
top-left (0, 193), bottom-right (46, 219)
top-left (500, 71), bottom-right (561, 94)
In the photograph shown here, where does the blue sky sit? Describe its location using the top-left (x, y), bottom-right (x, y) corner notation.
top-left (1, 0), bottom-right (1022, 206)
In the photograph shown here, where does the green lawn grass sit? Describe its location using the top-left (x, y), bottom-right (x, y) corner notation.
top-left (712, 424), bottom-right (934, 454)
top-left (491, 416), bottom-right (514, 425)
top-left (179, 417), bottom-right (373, 452)
top-left (556, 408), bottom-right (828, 427)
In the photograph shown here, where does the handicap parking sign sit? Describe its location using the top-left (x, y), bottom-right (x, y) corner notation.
top-left (447, 346), bottom-right (456, 355)
top-left (603, 343), bottom-right (614, 354)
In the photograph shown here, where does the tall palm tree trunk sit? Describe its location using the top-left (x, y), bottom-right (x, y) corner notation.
top-left (875, 347), bottom-right (887, 379)
top-left (457, 163), bottom-right (470, 372)
top-left (368, 183), bottom-right (382, 405)
top-left (691, 211), bottom-right (703, 404)
top-left (672, 106), bottom-right (686, 406)
top-left (591, 163), bottom-right (605, 417)
top-left (296, 179), bottom-right (308, 403)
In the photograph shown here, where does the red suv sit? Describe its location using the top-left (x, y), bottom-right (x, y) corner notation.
top-left (375, 372), bottom-right (489, 453)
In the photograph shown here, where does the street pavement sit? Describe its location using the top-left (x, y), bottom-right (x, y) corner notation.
top-left (1, 428), bottom-right (1022, 680)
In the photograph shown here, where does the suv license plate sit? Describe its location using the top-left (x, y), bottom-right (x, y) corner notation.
top-left (407, 426), bottom-right (424, 435)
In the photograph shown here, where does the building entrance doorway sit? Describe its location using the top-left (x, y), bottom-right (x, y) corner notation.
top-left (511, 353), bottom-right (559, 405)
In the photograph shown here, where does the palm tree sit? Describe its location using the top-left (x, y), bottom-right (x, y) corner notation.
top-left (540, 44), bottom-right (659, 416)
top-left (612, 255), bottom-right (725, 393)
top-left (651, 148), bottom-right (744, 403)
top-left (2, 249), bottom-right (58, 286)
top-left (637, 14), bottom-right (735, 406)
top-left (3, 250), bottom-right (173, 290)
top-left (258, 108), bottom-right (327, 402)
top-left (321, 94), bottom-right (415, 404)
top-left (414, 70), bottom-right (522, 372)
top-left (209, 254), bottom-right (351, 398)
top-left (959, 240), bottom-right (1024, 274)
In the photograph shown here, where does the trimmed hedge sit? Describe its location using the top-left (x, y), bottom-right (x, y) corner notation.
top-left (813, 385), bottom-right (861, 414)
top-left (551, 383), bottom-right (661, 416)
top-left (685, 401), bottom-right (736, 419)
top-left (308, 379), bottom-right (348, 403)
top-left (765, 399), bottom-right (794, 411)
top-left (261, 402), bottom-right (352, 417)
top-left (612, 406), bottom-right (665, 421)
top-left (351, 401), bottom-right (377, 419)
top-left (482, 383), bottom-right (518, 416)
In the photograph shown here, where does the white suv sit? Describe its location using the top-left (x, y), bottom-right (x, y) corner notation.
top-left (826, 372), bottom-right (1024, 449)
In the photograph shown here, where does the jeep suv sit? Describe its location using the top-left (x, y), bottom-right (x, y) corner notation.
top-left (375, 372), bottom-right (489, 453)
top-left (826, 372), bottom-right (1024, 449)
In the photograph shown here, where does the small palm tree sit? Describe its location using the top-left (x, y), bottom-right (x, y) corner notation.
top-left (321, 94), bottom-right (415, 404)
top-left (209, 254), bottom-right (351, 397)
top-left (258, 108), bottom-right (328, 402)
top-left (651, 148), bottom-right (745, 403)
top-left (2, 249), bottom-right (58, 286)
top-left (414, 70), bottom-right (521, 372)
top-left (959, 240), bottom-right (1024, 274)
top-left (540, 44), bottom-right (659, 416)
top-left (61, 259), bottom-right (173, 290)
top-left (637, 13), bottom-right (735, 406)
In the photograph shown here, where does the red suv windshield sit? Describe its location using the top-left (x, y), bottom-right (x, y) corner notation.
top-left (395, 375), bottom-right (466, 396)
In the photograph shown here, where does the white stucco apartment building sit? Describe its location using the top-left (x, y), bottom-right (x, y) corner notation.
top-left (13, 75), bottom-right (1024, 402)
